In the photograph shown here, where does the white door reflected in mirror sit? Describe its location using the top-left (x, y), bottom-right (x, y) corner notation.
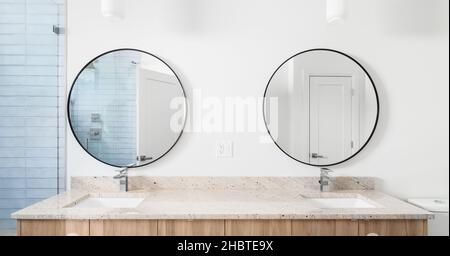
top-left (264, 49), bottom-right (379, 167)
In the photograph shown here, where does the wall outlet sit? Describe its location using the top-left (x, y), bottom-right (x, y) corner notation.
top-left (216, 141), bottom-right (233, 158)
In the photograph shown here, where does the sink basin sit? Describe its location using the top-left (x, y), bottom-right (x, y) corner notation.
top-left (70, 197), bottom-right (145, 208)
top-left (307, 198), bottom-right (377, 209)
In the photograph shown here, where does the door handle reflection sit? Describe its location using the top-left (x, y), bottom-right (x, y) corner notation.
top-left (137, 155), bottom-right (153, 162)
top-left (311, 153), bottom-right (326, 159)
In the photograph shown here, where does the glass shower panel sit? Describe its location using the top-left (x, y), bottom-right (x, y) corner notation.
top-left (0, 0), bottom-right (65, 235)
top-left (70, 51), bottom-right (139, 167)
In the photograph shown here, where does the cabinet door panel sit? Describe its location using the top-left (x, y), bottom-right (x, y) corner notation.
top-left (358, 220), bottom-right (427, 236)
top-left (19, 220), bottom-right (89, 236)
top-left (225, 220), bottom-right (291, 236)
top-left (19, 220), bottom-right (62, 236)
top-left (292, 220), bottom-right (358, 236)
top-left (158, 220), bottom-right (225, 236)
top-left (65, 220), bottom-right (90, 236)
top-left (89, 220), bottom-right (157, 236)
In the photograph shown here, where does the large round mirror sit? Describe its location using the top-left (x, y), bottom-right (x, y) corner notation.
top-left (264, 49), bottom-right (379, 167)
top-left (68, 49), bottom-right (187, 168)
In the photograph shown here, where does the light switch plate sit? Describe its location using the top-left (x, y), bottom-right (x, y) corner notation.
top-left (216, 141), bottom-right (233, 158)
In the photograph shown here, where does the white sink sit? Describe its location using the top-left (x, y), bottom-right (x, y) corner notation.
top-left (307, 198), bottom-right (377, 209)
top-left (70, 197), bottom-right (145, 208)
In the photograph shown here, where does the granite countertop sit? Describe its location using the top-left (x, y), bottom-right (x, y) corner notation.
top-left (11, 177), bottom-right (431, 220)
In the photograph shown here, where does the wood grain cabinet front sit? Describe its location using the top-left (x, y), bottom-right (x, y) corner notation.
top-left (225, 220), bottom-right (291, 236)
top-left (18, 220), bottom-right (89, 236)
top-left (158, 220), bottom-right (225, 236)
top-left (358, 220), bottom-right (427, 236)
top-left (292, 220), bottom-right (359, 236)
top-left (89, 220), bottom-right (158, 236)
top-left (16, 219), bottom-right (428, 236)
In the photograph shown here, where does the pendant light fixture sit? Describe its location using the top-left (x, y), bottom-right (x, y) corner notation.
top-left (101, 0), bottom-right (125, 20)
top-left (326, 0), bottom-right (347, 23)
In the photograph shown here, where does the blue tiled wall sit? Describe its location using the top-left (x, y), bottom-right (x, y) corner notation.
top-left (0, 0), bottom-right (65, 231)
top-left (70, 51), bottom-right (138, 167)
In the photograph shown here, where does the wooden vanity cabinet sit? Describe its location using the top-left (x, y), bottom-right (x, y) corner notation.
top-left (16, 219), bottom-right (427, 236)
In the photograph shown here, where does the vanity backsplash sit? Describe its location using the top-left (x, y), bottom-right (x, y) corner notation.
top-left (71, 176), bottom-right (376, 193)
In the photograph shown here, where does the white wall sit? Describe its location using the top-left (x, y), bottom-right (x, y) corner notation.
top-left (66, 0), bottom-right (449, 199)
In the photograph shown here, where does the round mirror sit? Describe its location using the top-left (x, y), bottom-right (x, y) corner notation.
top-left (264, 49), bottom-right (379, 167)
top-left (68, 49), bottom-right (187, 168)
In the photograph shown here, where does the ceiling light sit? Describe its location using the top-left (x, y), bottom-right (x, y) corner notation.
top-left (101, 0), bottom-right (125, 20)
top-left (327, 0), bottom-right (347, 23)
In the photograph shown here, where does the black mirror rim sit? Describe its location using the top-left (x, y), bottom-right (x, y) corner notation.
top-left (67, 48), bottom-right (187, 169)
top-left (262, 48), bottom-right (380, 168)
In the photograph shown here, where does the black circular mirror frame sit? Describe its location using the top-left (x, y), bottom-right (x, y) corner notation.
top-left (67, 48), bottom-right (187, 169)
top-left (263, 48), bottom-right (380, 167)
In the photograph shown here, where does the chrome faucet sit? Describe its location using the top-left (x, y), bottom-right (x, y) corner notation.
top-left (113, 163), bottom-right (136, 192)
top-left (319, 168), bottom-right (333, 192)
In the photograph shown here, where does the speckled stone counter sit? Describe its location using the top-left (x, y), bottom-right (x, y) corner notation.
top-left (11, 177), bottom-right (431, 220)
